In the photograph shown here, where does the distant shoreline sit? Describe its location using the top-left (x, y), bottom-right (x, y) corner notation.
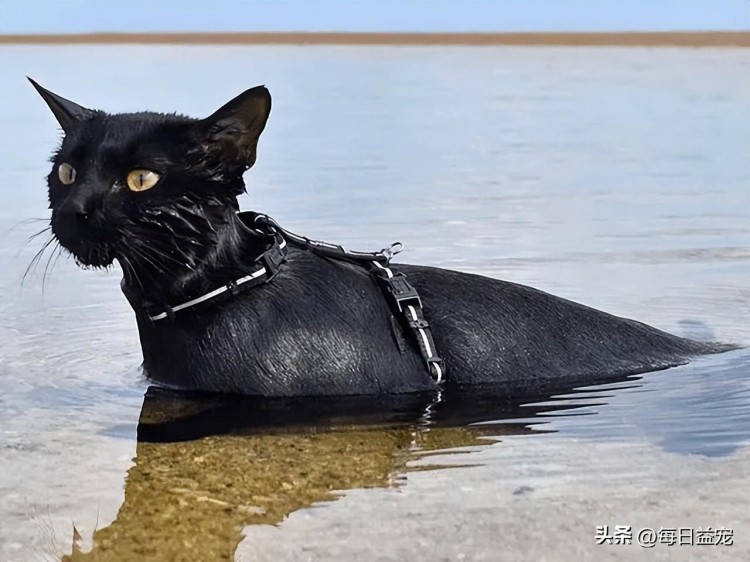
top-left (0, 31), bottom-right (748, 47)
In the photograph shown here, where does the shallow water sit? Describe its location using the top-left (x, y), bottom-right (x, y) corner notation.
top-left (0, 45), bottom-right (748, 561)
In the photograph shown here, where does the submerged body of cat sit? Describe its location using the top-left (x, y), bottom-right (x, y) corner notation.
top-left (30, 79), bottom-right (728, 396)
top-left (129, 243), bottom-right (721, 395)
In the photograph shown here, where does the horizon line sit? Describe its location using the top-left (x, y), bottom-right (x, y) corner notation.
top-left (1, 31), bottom-right (749, 47)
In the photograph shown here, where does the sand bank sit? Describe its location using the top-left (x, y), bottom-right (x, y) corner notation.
top-left (0, 31), bottom-right (748, 47)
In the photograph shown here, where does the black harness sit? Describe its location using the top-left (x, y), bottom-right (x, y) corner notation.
top-left (145, 211), bottom-right (445, 384)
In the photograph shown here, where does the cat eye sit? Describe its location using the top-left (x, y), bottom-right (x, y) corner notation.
top-left (126, 169), bottom-right (161, 192)
top-left (58, 162), bottom-right (76, 185)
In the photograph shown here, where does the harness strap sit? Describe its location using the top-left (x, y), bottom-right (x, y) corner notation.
top-left (249, 211), bottom-right (445, 383)
top-left (368, 261), bottom-right (444, 383)
top-left (250, 212), bottom-right (403, 265)
top-left (144, 211), bottom-right (445, 384)
top-left (144, 233), bottom-right (287, 322)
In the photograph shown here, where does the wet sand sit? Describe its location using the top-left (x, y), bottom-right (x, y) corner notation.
top-left (0, 31), bottom-right (748, 47)
top-left (237, 439), bottom-right (750, 562)
top-left (59, 426), bottom-right (502, 561)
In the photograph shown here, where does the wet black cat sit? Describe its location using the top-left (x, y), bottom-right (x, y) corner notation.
top-left (31, 79), bottom-right (731, 396)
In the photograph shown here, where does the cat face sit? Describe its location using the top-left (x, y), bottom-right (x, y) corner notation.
top-left (31, 79), bottom-right (271, 273)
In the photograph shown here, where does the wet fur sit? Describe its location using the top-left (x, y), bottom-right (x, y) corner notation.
top-left (32, 80), bottom-right (730, 396)
top-left (126, 247), bottom-right (725, 395)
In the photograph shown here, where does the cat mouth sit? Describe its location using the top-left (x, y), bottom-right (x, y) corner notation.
top-left (65, 242), bottom-right (116, 268)
top-left (51, 216), bottom-right (117, 268)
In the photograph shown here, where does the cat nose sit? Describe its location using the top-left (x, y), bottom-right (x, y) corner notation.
top-left (70, 198), bottom-right (90, 219)
top-left (62, 194), bottom-right (101, 222)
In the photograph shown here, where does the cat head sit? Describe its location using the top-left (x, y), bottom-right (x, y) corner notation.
top-left (30, 78), bottom-right (271, 276)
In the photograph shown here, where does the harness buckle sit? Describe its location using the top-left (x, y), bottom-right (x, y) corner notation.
top-left (426, 357), bottom-right (445, 384)
top-left (407, 317), bottom-right (430, 329)
top-left (164, 304), bottom-right (176, 322)
top-left (380, 273), bottom-right (422, 312)
top-left (259, 240), bottom-right (286, 280)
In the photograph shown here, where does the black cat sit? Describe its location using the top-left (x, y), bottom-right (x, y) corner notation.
top-left (30, 79), bottom-right (731, 396)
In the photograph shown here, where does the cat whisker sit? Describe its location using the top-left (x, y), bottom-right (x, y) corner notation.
top-left (127, 234), bottom-right (192, 271)
top-left (22, 235), bottom-right (56, 287)
top-left (27, 226), bottom-right (52, 243)
top-left (50, 244), bottom-right (65, 276)
top-left (145, 244), bottom-right (196, 271)
top-left (41, 240), bottom-right (62, 295)
top-left (29, 226), bottom-right (52, 239)
top-left (118, 254), bottom-right (145, 295)
top-left (123, 243), bottom-right (170, 281)
top-left (142, 247), bottom-right (185, 276)
top-left (8, 217), bottom-right (49, 233)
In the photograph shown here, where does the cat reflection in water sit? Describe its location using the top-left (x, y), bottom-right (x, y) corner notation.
top-left (29, 79), bottom-right (732, 396)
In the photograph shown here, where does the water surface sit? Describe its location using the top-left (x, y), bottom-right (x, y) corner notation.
top-left (0, 45), bottom-right (748, 561)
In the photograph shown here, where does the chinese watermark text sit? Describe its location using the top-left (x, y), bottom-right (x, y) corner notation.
top-left (596, 525), bottom-right (733, 548)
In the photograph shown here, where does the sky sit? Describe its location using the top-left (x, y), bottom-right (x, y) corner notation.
top-left (0, 0), bottom-right (748, 34)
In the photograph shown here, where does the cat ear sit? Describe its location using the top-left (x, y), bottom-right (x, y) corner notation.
top-left (28, 78), bottom-right (96, 132)
top-left (193, 85), bottom-right (272, 169)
